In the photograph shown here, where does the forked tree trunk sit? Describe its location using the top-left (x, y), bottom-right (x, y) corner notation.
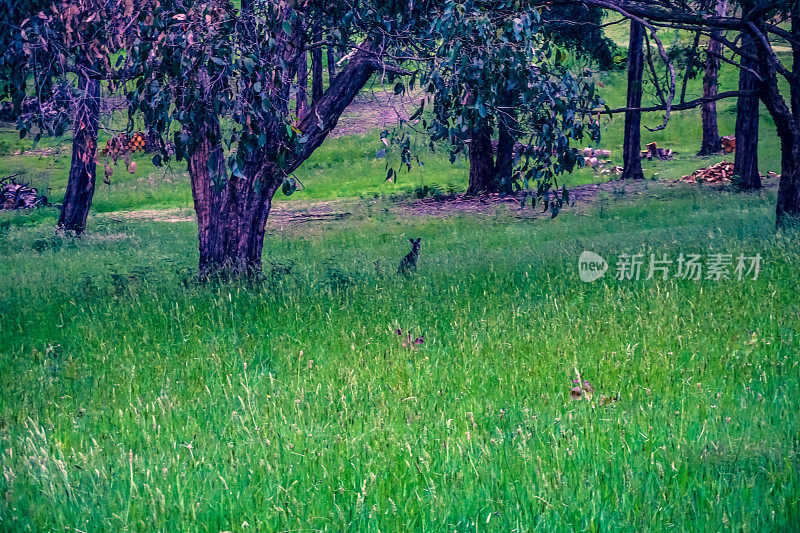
top-left (698, 0), bottom-right (727, 156)
top-left (58, 74), bottom-right (100, 234)
top-left (734, 33), bottom-right (761, 190)
top-left (755, 27), bottom-right (800, 230)
top-left (188, 120), bottom-right (282, 275)
top-left (622, 20), bottom-right (645, 180)
top-left (187, 44), bottom-right (386, 275)
top-left (466, 124), bottom-right (497, 195)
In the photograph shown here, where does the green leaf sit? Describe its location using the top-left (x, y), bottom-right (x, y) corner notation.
top-left (282, 176), bottom-right (297, 196)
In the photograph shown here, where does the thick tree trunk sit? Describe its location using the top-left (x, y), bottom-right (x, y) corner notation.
top-left (622, 20), bottom-right (645, 180)
top-left (188, 123), bottom-right (282, 275)
top-left (58, 74), bottom-right (100, 234)
top-left (697, 0), bottom-right (727, 156)
top-left (188, 42), bottom-right (387, 275)
top-left (466, 124), bottom-right (497, 195)
top-left (733, 33), bottom-right (761, 190)
top-left (311, 32), bottom-right (324, 105)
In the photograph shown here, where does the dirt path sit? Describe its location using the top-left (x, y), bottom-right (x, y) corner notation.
top-left (106, 178), bottom-right (778, 229)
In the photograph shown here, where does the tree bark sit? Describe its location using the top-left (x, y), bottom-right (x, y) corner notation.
top-left (466, 123), bottom-right (497, 195)
top-left (311, 31), bottom-right (324, 105)
top-left (189, 136), bottom-right (282, 275)
top-left (622, 20), bottom-right (645, 180)
top-left (296, 50), bottom-right (308, 117)
top-left (326, 46), bottom-right (336, 80)
top-left (733, 32), bottom-right (761, 190)
top-left (58, 74), bottom-right (100, 234)
top-left (770, 8), bottom-right (800, 229)
top-left (698, 0), bottom-right (727, 156)
top-left (792, 5), bottom-right (800, 125)
top-left (495, 90), bottom-right (517, 194)
top-left (754, 34), bottom-right (800, 229)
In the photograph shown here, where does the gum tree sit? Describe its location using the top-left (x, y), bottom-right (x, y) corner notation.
top-left (2, 0), bottom-right (153, 233)
top-left (130, 0), bottom-right (431, 275)
top-left (420, 1), bottom-right (604, 203)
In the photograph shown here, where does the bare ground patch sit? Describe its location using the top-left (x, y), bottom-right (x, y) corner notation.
top-left (100, 177), bottom-right (779, 231)
top-left (330, 88), bottom-right (423, 138)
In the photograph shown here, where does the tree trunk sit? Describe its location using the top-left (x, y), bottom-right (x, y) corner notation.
top-left (311, 31), bottom-right (324, 105)
top-left (698, 0), bottom-right (727, 156)
top-left (466, 123), bottom-right (497, 195)
top-left (327, 46), bottom-right (336, 80)
top-left (188, 43), bottom-right (387, 275)
top-left (733, 33), bottom-right (761, 190)
top-left (495, 91), bottom-right (517, 194)
top-left (188, 120), bottom-right (282, 276)
top-left (754, 32), bottom-right (800, 230)
top-left (58, 74), bottom-right (100, 234)
top-left (296, 50), bottom-right (308, 117)
top-left (622, 20), bottom-right (645, 180)
top-left (792, 5), bottom-right (800, 125)
top-left (774, 134), bottom-right (800, 230)
top-left (771, 9), bottom-right (800, 229)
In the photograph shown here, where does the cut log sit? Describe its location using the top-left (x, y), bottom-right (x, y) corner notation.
top-left (721, 135), bottom-right (736, 154)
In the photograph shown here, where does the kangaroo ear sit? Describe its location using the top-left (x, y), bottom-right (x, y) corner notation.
top-left (409, 238), bottom-right (414, 243)
top-left (415, 238), bottom-right (421, 243)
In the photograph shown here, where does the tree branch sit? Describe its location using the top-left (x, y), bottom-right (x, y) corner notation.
top-left (598, 89), bottom-right (756, 115)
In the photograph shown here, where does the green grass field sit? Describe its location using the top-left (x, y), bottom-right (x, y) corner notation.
top-left (1, 185), bottom-right (798, 530)
top-left (1, 21), bottom-right (798, 531)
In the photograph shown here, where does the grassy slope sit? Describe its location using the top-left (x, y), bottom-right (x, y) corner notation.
top-left (1, 185), bottom-right (798, 530)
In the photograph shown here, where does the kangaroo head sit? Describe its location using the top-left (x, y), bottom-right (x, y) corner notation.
top-left (409, 238), bottom-right (421, 253)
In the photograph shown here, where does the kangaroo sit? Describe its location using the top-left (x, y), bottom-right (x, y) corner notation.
top-left (397, 238), bottom-right (421, 274)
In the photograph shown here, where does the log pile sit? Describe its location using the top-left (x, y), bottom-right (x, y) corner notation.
top-left (678, 161), bottom-right (735, 183)
top-left (581, 147), bottom-right (612, 168)
top-left (721, 135), bottom-right (736, 154)
top-left (642, 142), bottom-right (674, 160)
top-left (1, 176), bottom-right (49, 210)
top-left (101, 131), bottom-right (150, 160)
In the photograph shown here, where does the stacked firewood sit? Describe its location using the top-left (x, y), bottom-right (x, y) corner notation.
top-left (1, 176), bottom-right (49, 210)
top-left (642, 142), bottom-right (674, 160)
top-left (678, 161), bottom-right (735, 183)
top-left (101, 131), bottom-right (149, 160)
top-left (721, 135), bottom-right (736, 154)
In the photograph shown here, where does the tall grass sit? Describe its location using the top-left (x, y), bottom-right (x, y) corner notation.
top-left (1, 184), bottom-right (798, 530)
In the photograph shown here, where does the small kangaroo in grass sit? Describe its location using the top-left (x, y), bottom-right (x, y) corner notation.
top-left (398, 238), bottom-right (421, 274)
